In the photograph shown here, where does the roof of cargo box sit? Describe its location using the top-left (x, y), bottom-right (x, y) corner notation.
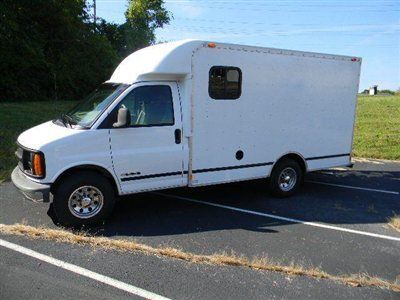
top-left (108, 39), bottom-right (204, 84)
top-left (108, 39), bottom-right (361, 84)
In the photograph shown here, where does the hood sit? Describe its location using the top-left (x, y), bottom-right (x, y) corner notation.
top-left (17, 121), bottom-right (81, 150)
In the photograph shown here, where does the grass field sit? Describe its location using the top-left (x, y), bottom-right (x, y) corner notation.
top-left (353, 94), bottom-right (400, 160)
top-left (0, 101), bottom-right (77, 182)
top-left (0, 95), bottom-right (399, 182)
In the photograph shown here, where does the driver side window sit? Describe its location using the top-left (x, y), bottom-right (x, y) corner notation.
top-left (118, 85), bottom-right (174, 127)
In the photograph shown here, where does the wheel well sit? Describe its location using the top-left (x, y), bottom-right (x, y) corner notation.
top-left (51, 165), bottom-right (119, 195)
top-left (272, 153), bottom-right (307, 174)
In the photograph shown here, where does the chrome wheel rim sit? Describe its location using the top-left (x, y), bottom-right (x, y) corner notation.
top-left (278, 167), bottom-right (297, 192)
top-left (68, 186), bottom-right (104, 219)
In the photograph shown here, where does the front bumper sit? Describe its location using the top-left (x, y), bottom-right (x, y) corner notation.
top-left (11, 167), bottom-right (50, 202)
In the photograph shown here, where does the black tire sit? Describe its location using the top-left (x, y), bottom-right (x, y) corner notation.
top-left (269, 159), bottom-right (303, 197)
top-left (52, 171), bottom-right (116, 227)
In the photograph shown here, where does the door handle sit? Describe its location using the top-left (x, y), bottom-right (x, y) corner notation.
top-left (174, 129), bottom-right (182, 144)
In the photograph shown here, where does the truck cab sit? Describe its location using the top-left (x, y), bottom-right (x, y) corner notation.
top-left (13, 79), bottom-right (187, 226)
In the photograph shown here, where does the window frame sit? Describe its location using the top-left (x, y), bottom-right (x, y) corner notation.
top-left (101, 84), bottom-right (175, 129)
top-left (208, 66), bottom-right (242, 100)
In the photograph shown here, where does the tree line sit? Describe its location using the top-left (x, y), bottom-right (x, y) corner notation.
top-left (0, 0), bottom-right (170, 102)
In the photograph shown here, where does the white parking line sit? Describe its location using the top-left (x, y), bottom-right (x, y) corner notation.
top-left (306, 180), bottom-right (399, 195)
top-left (154, 193), bottom-right (400, 242)
top-left (0, 238), bottom-right (171, 300)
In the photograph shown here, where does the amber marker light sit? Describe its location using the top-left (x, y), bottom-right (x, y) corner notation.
top-left (32, 153), bottom-right (45, 177)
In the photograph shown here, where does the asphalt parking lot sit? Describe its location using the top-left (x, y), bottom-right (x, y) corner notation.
top-left (1, 159), bottom-right (399, 299)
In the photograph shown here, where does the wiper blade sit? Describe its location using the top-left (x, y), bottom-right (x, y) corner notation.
top-left (58, 114), bottom-right (68, 127)
top-left (61, 114), bottom-right (73, 128)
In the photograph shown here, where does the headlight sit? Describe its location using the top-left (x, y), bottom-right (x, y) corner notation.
top-left (16, 145), bottom-right (46, 178)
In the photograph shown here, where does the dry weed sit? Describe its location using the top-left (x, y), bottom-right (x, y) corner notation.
top-left (0, 223), bottom-right (398, 292)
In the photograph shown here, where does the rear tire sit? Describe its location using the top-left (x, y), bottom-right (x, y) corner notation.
top-left (269, 159), bottom-right (303, 197)
top-left (52, 171), bottom-right (116, 227)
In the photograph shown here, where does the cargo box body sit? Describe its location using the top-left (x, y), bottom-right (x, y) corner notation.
top-left (187, 42), bottom-right (361, 186)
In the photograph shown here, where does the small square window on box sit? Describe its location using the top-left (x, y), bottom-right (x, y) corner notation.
top-left (209, 66), bottom-right (242, 100)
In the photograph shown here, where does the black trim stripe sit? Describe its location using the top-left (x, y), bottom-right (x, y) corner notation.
top-left (305, 153), bottom-right (350, 161)
top-left (121, 171), bottom-right (188, 182)
top-left (120, 154), bottom-right (349, 182)
top-left (120, 162), bottom-right (273, 182)
top-left (192, 162), bottom-right (273, 174)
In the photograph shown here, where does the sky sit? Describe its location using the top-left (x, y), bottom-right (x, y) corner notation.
top-left (95, 0), bottom-right (400, 91)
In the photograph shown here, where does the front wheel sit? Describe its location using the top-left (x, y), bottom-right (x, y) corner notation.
top-left (52, 171), bottom-right (116, 227)
top-left (269, 159), bottom-right (303, 197)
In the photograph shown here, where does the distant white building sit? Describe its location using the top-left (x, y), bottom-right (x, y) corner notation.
top-left (369, 85), bottom-right (378, 95)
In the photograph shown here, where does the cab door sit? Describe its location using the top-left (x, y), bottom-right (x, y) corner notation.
top-left (109, 82), bottom-right (185, 194)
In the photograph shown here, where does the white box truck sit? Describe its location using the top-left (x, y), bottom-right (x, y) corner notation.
top-left (12, 40), bottom-right (361, 226)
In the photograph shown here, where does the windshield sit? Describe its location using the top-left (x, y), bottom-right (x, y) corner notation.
top-left (62, 83), bottom-right (128, 128)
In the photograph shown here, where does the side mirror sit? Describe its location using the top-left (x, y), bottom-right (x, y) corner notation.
top-left (113, 107), bottom-right (131, 128)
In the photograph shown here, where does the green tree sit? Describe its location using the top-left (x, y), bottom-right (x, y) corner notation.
top-left (0, 0), bottom-right (118, 102)
top-left (0, 0), bottom-right (171, 102)
top-left (96, 0), bottom-right (171, 58)
top-left (122, 0), bottom-right (171, 56)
